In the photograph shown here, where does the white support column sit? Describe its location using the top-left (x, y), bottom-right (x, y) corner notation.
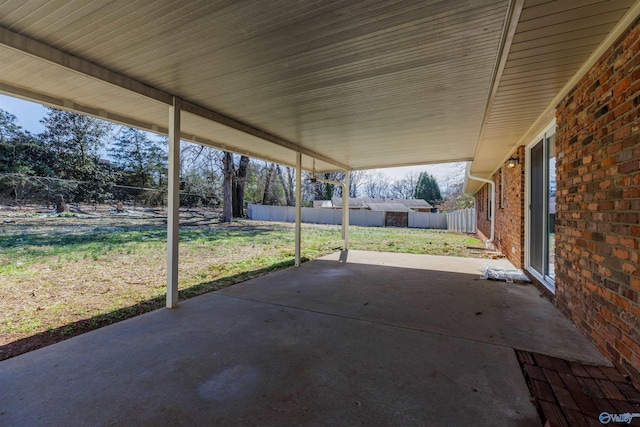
top-left (166, 97), bottom-right (181, 308)
top-left (295, 152), bottom-right (302, 267)
top-left (342, 171), bottom-right (350, 250)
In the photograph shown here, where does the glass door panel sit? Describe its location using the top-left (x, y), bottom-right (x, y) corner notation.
top-left (547, 134), bottom-right (556, 280)
top-left (528, 129), bottom-right (556, 291)
top-left (530, 139), bottom-right (545, 275)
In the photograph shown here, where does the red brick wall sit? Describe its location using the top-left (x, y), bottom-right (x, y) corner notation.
top-left (385, 211), bottom-right (408, 227)
top-left (496, 147), bottom-right (526, 268)
top-left (555, 19), bottom-right (640, 384)
top-left (475, 146), bottom-right (526, 268)
top-left (476, 183), bottom-right (491, 240)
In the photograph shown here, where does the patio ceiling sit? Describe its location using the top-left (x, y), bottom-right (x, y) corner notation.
top-left (0, 0), bottom-right (638, 189)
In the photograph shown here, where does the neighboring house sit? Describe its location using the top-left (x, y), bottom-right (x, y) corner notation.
top-left (390, 198), bottom-right (433, 213)
top-left (364, 202), bottom-right (412, 213)
top-left (312, 200), bottom-right (333, 208)
top-left (315, 198), bottom-right (435, 227)
top-left (330, 197), bottom-right (371, 210)
top-left (365, 202), bottom-right (412, 227)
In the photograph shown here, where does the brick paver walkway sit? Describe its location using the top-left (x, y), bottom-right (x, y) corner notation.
top-left (516, 350), bottom-right (640, 426)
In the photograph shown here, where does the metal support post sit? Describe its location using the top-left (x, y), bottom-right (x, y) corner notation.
top-left (343, 171), bottom-right (349, 250)
top-left (166, 97), bottom-right (181, 308)
top-left (295, 152), bottom-right (302, 267)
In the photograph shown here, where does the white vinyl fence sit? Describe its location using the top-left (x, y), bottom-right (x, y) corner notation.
top-left (445, 208), bottom-right (476, 233)
top-left (247, 204), bottom-right (384, 227)
top-left (408, 211), bottom-right (447, 229)
top-left (247, 204), bottom-right (447, 229)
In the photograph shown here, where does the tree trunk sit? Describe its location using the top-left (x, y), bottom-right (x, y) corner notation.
top-left (323, 173), bottom-right (334, 200)
top-left (233, 155), bottom-right (249, 217)
top-left (262, 163), bottom-right (276, 205)
top-left (232, 175), bottom-right (239, 217)
top-left (276, 165), bottom-right (294, 206)
top-left (222, 151), bottom-right (234, 222)
top-left (54, 194), bottom-right (66, 213)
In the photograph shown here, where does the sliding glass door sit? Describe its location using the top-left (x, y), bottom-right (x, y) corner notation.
top-left (528, 129), bottom-right (556, 290)
top-left (548, 135), bottom-right (556, 280)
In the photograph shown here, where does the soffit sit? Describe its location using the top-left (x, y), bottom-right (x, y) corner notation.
top-left (0, 0), bottom-right (507, 172)
top-left (467, 0), bottom-right (637, 192)
top-left (0, 1), bottom-right (636, 181)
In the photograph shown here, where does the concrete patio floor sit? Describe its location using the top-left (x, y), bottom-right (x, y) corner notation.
top-left (0, 251), bottom-right (610, 426)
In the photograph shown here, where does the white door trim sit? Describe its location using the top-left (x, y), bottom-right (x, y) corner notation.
top-left (525, 119), bottom-right (556, 293)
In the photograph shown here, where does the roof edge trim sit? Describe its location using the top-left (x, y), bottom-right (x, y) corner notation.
top-left (473, 0), bottom-right (525, 162)
top-left (346, 157), bottom-right (474, 172)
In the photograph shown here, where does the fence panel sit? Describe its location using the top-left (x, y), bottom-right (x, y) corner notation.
top-left (408, 211), bottom-right (447, 229)
top-left (251, 205), bottom-right (342, 225)
top-left (350, 210), bottom-right (385, 227)
top-left (445, 208), bottom-right (476, 233)
top-left (301, 207), bottom-right (320, 224)
top-left (250, 205), bottom-right (388, 226)
top-left (249, 204), bottom-right (448, 229)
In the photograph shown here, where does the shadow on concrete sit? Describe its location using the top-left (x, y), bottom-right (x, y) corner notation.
top-left (0, 256), bottom-right (308, 361)
top-left (0, 251), bottom-right (611, 425)
top-left (218, 253), bottom-right (609, 365)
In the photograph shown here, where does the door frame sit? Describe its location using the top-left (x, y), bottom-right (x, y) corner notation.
top-left (525, 120), bottom-right (556, 293)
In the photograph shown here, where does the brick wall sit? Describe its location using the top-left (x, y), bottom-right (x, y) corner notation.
top-left (475, 146), bottom-right (526, 268)
top-left (385, 211), bottom-right (408, 227)
top-left (476, 181), bottom-right (491, 240)
top-left (555, 18), bottom-right (640, 385)
top-left (495, 147), bottom-right (526, 268)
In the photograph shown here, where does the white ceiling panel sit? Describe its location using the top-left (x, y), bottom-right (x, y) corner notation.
top-left (0, 0), bottom-right (638, 185)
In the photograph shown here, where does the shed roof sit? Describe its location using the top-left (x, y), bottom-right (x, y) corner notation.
top-left (332, 197), bottom-right (382, 208)
top-left (365, 203), bottom-right (412, 213)
top-left (388, 199), bottom-right (433, 209)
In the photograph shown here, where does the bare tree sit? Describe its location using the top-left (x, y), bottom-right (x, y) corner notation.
top-left (348, 170), bottom-right (365, 198)
top-left (180, 143), bottom-right (222, 207)
top-left (221, 151), bottom-right (234, 222)
top-left (276, 165), bottom-right (295, 206)
top-left (233, 155), bottom-right (249, 217)
top-left (437, 162), bottom-right (467, 197)
top-left (261, 163), bottom-right (276, 204)
top-left (389, 171), bottom-right (419, 199)
top-left (362, 171), bottom-right (390, 198)
top-left (299, 170), bottom-right (346, 203)
top-left (432, 163), bottom-right (475, 212)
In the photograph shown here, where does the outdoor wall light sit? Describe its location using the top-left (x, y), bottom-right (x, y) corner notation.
top-left (507, 157), bottom-right (519, 168)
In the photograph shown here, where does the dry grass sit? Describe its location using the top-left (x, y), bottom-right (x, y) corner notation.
top-left (0, 206), bottom-right (488, 359)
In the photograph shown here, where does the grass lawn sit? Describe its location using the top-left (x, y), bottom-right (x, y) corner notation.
top-left (0, 213), bottom-right (487, 359)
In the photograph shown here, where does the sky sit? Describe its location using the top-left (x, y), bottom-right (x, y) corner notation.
top-left (0, 94), bottom-right (465, 182)
top-left (0, 94), bottom-right (47, 134)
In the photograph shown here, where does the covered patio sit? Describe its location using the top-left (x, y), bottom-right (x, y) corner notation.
top-left (3, 1), bottom-right (638, 306)
top-left (2, 1), bottom-right (640, 424)
top-left (0, 251), bottom-right (610, 426)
